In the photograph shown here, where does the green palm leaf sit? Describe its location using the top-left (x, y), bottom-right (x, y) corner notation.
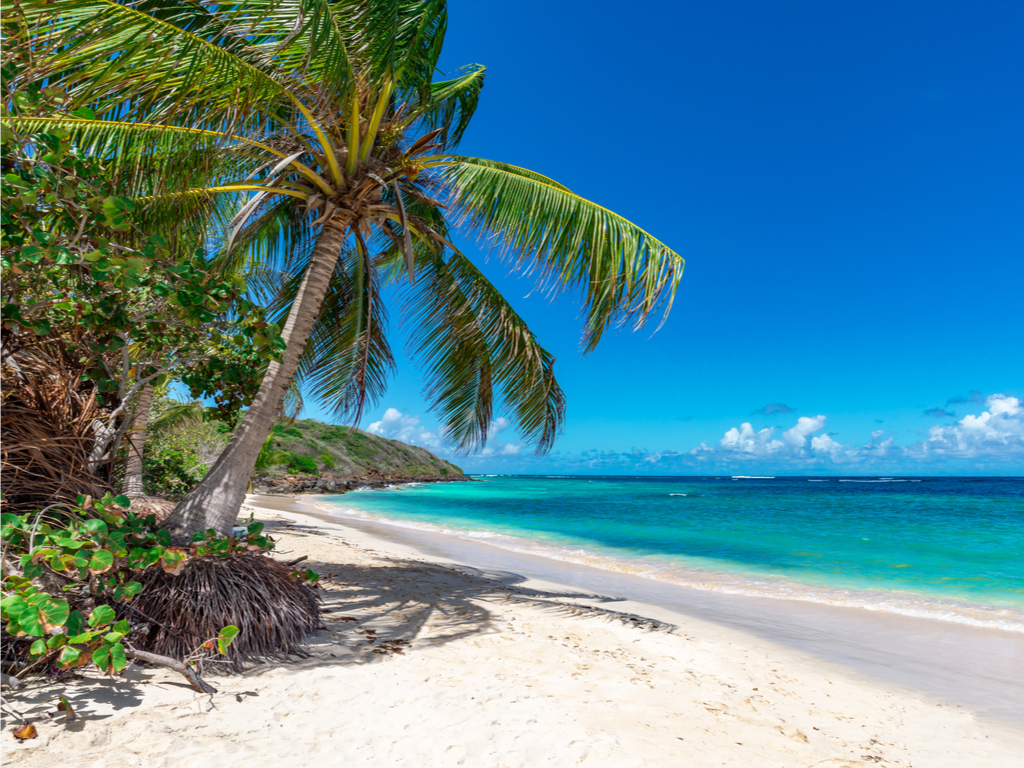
top-left (400, 241), bottom-right (565, 453)
top-left (418, 64), bottom-right (486, 147)
top-left (9, 0), bottom-right (293, 129)
top-left (443, 155), bottom-right (684, 351)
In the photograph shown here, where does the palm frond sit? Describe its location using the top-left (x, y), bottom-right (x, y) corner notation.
top-left (418, 64), bottom-right (486, 147)
top-left (9, 0), bottom-right (293, 130)
top-left (399, 232), bottom-right (566, 453)
top-left (149, 399), bottom-right (206, 433)
top-left (443, 156), bottom-right (684, 351)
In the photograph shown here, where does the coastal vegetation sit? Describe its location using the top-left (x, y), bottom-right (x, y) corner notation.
top-left (3, 0), bottom-right (682, 539)
top-left (254, 418), bottom-right (463, 483)
top-left (0, 0), bottom-right (681, 730)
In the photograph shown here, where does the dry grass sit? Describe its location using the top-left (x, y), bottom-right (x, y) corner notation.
top-left (1, 339), bottom-right (113, 515)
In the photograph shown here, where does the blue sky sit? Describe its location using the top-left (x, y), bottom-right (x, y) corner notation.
top-left (305, 0), bottom-right (1023, 475)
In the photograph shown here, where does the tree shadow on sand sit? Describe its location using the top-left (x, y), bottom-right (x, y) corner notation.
top-left (249, 520), bottom-right (676, 676)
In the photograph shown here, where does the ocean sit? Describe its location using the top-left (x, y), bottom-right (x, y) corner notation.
top-left (318, 475), bottom-right (1024, 632)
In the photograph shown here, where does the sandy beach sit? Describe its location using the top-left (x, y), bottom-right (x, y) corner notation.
top-left (4, 494), bottom-right (1022, 768)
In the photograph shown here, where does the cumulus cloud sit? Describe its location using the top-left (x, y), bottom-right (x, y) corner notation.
top-left (750, 403), bottom-right (794, 417)
top-left (369, 409), bottom-right (524, 459)
top-left (908, 395), bottom-right (1024, 460)
top-left (367, 408), bottom-right (441, 449)
top-left (924, 407), bottom-right (956, 419)
top-left (692, 414), bottom-right (832, 460)
top-left (689, 395), bottom-right (1023, 469)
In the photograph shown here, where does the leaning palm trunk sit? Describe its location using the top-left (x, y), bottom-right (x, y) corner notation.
top-left (122, 383), bottom-right (154, 498)
top-left (163, 222), bottom-right (348, 537)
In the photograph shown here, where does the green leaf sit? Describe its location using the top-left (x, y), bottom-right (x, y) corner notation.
top-left (113, 495), bottom-right (131, 508)
top-left (30, 638), bottom-right (47, 656)
top-left (88, 549), bottom-right (115, 574)
top-left (56, 647), bottom-right (81, 671)
top-left (66, 610), bottom-right (86, 636)
top-left (57, 646), bottom-right (82, 670)
top-left (81, 518), bottom-right (109, 535)
top-left (216, 625), bottom-right (240, 655)
top-left (113, 581), bottom-right (143, 602)
top-left (94, 641), bottom-right (126, 674)
top-left (88, 604), bottom-right (116, 627)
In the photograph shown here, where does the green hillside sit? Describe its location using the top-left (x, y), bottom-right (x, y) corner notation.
top-left (253, 418), bottom-right (465, 490)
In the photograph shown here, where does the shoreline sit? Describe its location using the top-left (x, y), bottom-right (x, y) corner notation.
top-left (311, 487), bottom-right (1024, 634)
top-left (289, 492), bottom-right (1024, 726)
top-left (4, 493), bottom-right (1022, 767)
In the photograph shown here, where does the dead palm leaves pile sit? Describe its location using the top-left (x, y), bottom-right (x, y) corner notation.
top-left (0, 338), bottom-right (113, 514)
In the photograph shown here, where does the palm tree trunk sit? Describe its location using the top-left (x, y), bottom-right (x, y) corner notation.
top-left (123, 383), bottom-right (154, 497)
top-left (163, 220), bottom-right (349, 537)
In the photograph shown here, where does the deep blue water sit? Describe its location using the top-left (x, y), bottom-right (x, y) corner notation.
top-left (320, 475), bottom-right (1024, 630)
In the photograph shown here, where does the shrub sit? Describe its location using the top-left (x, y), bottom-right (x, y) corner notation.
top-left (271, 425), bottom-right (286, 436)
top-left (320, 452), bottom-right (335, 470)
top-left (288, 454), bottom-right (318, 475)
top-left (284, 427), bottom-right (302, 438)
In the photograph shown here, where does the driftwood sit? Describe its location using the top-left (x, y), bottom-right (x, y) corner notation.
top-left (125, 649), bottom-right (217, 694)
top-left (0, 673), bottom-right (23, 689)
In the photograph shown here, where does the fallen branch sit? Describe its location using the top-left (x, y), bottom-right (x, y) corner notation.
top-left (284, 555), bottom-right (308, 567)
top-left (0, 673), bottom-right (24, 689)
top-left (125, 649), bottom-right (217, 694)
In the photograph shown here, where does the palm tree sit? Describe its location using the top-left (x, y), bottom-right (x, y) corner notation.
top-left (7, 0), bottom-right (685, 536)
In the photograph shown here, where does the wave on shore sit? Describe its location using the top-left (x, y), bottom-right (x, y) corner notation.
top-left (313, 496), bottom-right (1024, 634)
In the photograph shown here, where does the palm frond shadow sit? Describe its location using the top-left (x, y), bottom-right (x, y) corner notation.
top-left (259, 522), bottom-right (676, 674)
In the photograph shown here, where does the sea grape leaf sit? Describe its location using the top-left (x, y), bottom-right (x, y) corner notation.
top-left (160, 548), bottom-right (188, 575)
top-left (13, 724), bottom-right (37, 741)
top-left (217, 625), bottom-right (240, 655)
top-left (93, 642), bottom-right (126, 674)
top-left (57, 696), bottom-right (76, 722)
top-left (88, 550), bottom-right (114, 574)
top-left (88, 605), bottom-right (116, 627)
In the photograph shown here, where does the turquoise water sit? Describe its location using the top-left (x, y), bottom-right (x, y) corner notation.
top-left (319, 475), bottom-right (1024, 630)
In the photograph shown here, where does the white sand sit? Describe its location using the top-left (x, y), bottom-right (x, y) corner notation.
top-left (4, 496), bottom-right (1022, 767)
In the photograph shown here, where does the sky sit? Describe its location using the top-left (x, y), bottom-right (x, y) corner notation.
top-left (305, 0), bottom-right (1024, 476)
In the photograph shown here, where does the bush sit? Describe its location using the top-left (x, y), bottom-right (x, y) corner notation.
top-left (143, 449), bottom-right (206, 499)
top-left (288, 454), bottom-right (318, 475)
top-left (320, 452), bottom-right (335, 470)
top-left (284, 427), bottom-right (302, 438)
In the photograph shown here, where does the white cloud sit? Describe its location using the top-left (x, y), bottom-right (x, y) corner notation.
top-left (909, 395), bottom-right (1024, 459)
top-left (687, 395), bottom-right (1022, 470)
top-left (367, 408), bottom-right (441, 449)
top-left (810, 433), bottom-right (844, 459)
top-left (367, 409), bottom-right (522, 458)
top-left (783, 415), bottom-right (827, 448)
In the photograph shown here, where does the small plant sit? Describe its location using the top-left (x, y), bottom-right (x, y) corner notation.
top-left (190, 518), bottom-right (275, 557)
top-left (320, 452), bottom-right (335, 470)
top-left (1, 494), bottom-right (243, 689)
